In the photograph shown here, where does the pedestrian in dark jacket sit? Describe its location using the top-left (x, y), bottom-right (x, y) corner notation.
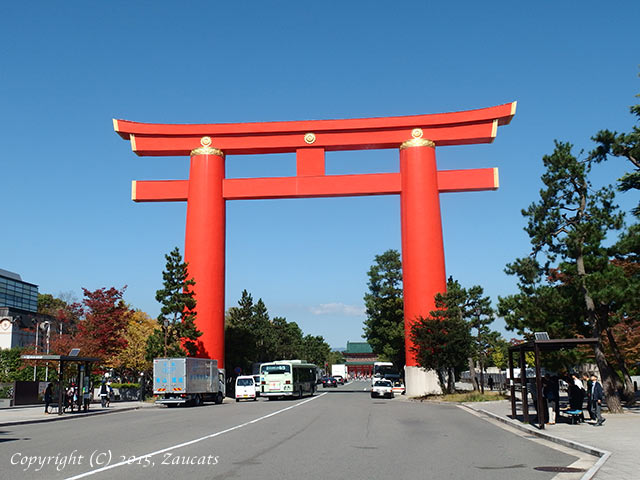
top-left (44, 383), bottom-right (53, 414)
top-left (590, 375), bottom-right (605, 426)
top-left (582, 373), bottom-right (594, 420)
top-left (544, 375), bottom-right (560, 424)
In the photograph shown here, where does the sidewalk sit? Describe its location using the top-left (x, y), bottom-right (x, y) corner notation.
top-left (463, 396), bottom-right (640, 480)
top-left (0, 401), bottom-right (155, 427)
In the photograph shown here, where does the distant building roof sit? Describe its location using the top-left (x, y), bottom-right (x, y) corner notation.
top-left (0, 268), bottom-right (22, 281)
top-left (344, 342), bottom-right (373, 354)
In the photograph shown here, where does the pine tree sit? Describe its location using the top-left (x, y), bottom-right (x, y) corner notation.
top-left (363, 249), bottom-right (405, 369)
top-left (499, 141), bottom-right (630, 412)
top-left (410, 282), bottom-right (472, 393)
top-left (147, 247), bottom-right (202, 359)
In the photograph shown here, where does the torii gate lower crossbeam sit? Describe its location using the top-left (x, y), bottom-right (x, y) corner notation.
top-left (115, 102), bottom-right (516, 396)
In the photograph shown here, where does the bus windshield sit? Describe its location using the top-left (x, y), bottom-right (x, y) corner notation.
top-left (374, 363), bottom-right (399, 379)
top-left (261, 364), bottom-right (291, 375)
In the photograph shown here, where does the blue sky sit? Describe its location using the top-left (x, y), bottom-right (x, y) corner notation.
top-left (1, 1), bottom-right (638, 349)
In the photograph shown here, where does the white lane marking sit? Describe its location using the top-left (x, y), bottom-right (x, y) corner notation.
top-left (64, 393), bottom-right (328, 480)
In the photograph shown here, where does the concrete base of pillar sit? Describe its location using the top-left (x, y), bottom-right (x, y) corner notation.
top-left (404, 365), bottom-right (442, 397)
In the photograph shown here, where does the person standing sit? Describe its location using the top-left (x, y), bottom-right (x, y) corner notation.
top-left (590, 375), bottom-right (605, 426)
top-left (99, 381), bottom-right (109, 408)
top-left (544, 375), bottom-right (560, 425)
top-left (583, 373), bottom-right (594, 420)
top-left (44, 383), bottom-right (53, 414)
top-left (487, 376), bottom-right (494, 391)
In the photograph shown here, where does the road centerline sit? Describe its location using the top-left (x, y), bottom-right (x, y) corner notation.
top-left (63, 393), bottom-right (327, 480)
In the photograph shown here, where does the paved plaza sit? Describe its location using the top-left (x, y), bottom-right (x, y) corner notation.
top-left (463, 394), bottom-right (640, 480)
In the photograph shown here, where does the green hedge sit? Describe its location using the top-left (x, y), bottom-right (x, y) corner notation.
top-left (109, 383), bottom-right (140, 389)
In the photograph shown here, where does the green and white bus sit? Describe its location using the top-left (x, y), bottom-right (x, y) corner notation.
top-left (260, 360), bottom-right (317, 399)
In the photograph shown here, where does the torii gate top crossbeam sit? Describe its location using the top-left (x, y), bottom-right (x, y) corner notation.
top-left (113, 102), bottom-right (516, 156)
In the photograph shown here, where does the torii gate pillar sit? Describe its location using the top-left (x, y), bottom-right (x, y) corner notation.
top-left (184, 141), bottom-right (226, 363)
top-left (400, 137), bottom-right (446, 395)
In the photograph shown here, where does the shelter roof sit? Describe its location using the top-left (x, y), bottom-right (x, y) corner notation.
top-left (21, 354), bottom-right (100, 363)
top-left (508, 338), bottom-right (599, 353)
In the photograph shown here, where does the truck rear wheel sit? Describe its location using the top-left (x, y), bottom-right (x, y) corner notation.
top-left (215, 392), bottom-right (223, 405)
top-left (193, 394), bottom-right (202, 407)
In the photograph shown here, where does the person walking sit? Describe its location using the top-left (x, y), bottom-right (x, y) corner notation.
top-left (44, 383), bottom-right (53, 414)
top-left (487, 376), bottom-right (494, 391)
top-left (590, 375), bottom-right (605, 426)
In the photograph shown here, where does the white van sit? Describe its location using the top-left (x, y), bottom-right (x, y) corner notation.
top-left (253, 375), bottom-right (261, 397)
top-left (235, 376), bottom-right (257, 402)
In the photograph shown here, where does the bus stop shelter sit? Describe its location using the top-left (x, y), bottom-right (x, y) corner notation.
top-left (507, 337), bottom-right (599, 429)
top-left (21, 354), bottom-right (100, 415)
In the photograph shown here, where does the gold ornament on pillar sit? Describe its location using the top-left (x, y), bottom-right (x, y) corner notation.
top-left (191, 136), bottom-right (225, 157)
top-left (400, 128), bottom-right (435, 150)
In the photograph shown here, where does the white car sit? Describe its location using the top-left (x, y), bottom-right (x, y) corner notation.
top-left (235, 376), bottom-right (257, 402)
top-left (371, 379), bottom-right (394, 399)
top-left (392, 380), bottom-right (406, 395)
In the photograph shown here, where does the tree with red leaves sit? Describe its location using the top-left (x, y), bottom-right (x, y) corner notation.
top-left (73, 287), bottom-right (131, 366)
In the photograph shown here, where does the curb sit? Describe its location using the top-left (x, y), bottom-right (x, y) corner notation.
top-left (461, 405), bottom-right (611, 480)
top-left (0, 405), bottom-right (144, 428)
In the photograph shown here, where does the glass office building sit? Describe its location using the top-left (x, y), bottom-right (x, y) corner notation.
top-left (0, 269), bottom-right (38, 313)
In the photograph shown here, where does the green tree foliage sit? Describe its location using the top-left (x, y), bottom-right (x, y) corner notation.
top-left (147, 247), bottom-right (202, 359)
top-left (498, 141), bottom-right (633, 412)
top-left (590, 89), bottom-right (640, 216)
top-left (486, 337), bottom-right (511, 370)
top-left (325, 350), bottom-right (345, 370)
top-left (225, 290), bottom-right (266, 372)
top-left (411, 314), bottom-right (471, 394)
top-left (300, 335), bottom-right (332, 367)
top-left (363, 249), bottom-right (405, 369)
top-left (225, 290), bottom-right (333, 375)
top-left (0, 348), bottom-right (35, 382)
top-left (38, 293), bottom-right (81, 336)
top-left (591, 88), bottom-right (640, 378)
top-left (411, 277), bottom-right (500, 393)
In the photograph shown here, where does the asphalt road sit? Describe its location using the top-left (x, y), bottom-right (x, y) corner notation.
top-left (0, 380), bottom-right (580, 480)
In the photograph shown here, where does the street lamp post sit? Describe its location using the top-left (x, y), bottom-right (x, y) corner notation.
top-left (43, 322), bottom-right (51, 381)
top-left (477, 310), bottom-right (485, 395)
top-left (33, 319), bottom-right (39, 381)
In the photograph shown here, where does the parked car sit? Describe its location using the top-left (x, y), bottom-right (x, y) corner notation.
top-left (333, 375), bottom-right (345, 385)
top-left (235, 376), bottom-right (257, 402)
top-left (322, 377), bottom-right (338, 388)
top-left (371, 379), bottom-right (394, 399)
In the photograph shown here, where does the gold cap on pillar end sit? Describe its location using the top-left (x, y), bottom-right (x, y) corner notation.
top-left (400, 128), bottom-right (435, 149)
top-left (190, 136), bottom-right (225, 157)
top-left (400, 137), bottom-right (435, 150)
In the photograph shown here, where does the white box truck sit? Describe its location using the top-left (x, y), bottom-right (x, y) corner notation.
top-left (331, 364), bottom-right (348, 382)
top-left (153, 358), bottom-right (225, 407)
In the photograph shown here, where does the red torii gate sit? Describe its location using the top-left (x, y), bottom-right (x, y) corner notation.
top-left (114, 102), bottom-right (516, 395)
